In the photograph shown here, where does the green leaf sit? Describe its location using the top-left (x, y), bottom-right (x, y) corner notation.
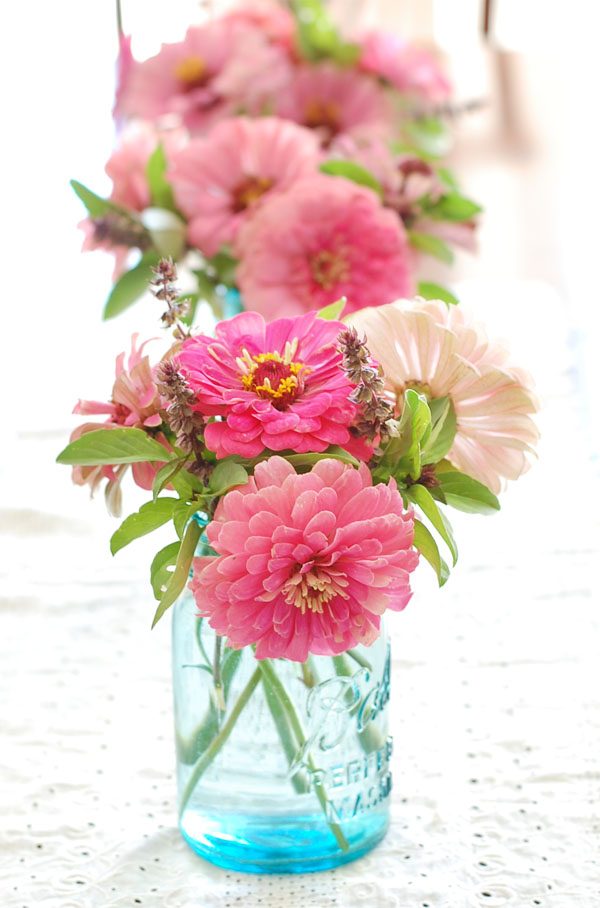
top-left (70, 179), bottom-right (121, 218)
top-left (437, 167), bottom-right (459, 191)
top-left (208, 461), bottom-right (249, 495)
top-left (110, 497), bottom-right (178, 555)
top-left (422, 396), bottom-right (457, 464)
top-left (146, 143), bottom-right (178, 212)
top-left (150, 541), bottom-right (181, 600)
top-left (292, 0), bottom-right (360, 64)
top-left (425, 192), bottom-right (482, 222)
top-left (179, 293), bottom-right (201, 327)
top-left (152, 519), bottom-right (202, 627)
top-left (56, 427), bottom-right (169, 467)
top-left (152, 458), bottom-right (188, 500)
top-left (103, 251), bottom-right (161, 319)
top-left (407, 231), bottom-right (454, 264)
top-left (317, 297), bottom-right (346, 321)
top-left (320, 160), bottom-right (383, 197)
top-left (403, 117), bottom-right (450, 158)
top-left (413, 518), bottom-right (449, 586)
top-left (417, 281), bottom-right (459, 307)
top-left (436, 469), bottom-right (500, 515)
top-left (284, 447), bottom-right (360, 470)
top-left (406, 483), bottom-right (458, 566)
top-left (382, 389), bottom-right (431, 482)
top-left (173, 500), bottom-right (201, 540)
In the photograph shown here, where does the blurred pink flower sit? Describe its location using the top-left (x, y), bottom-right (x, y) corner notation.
top-left (276, 62), bottom-right (390, 146)
top-left (113, 33), bottom-right (135, 127)
top-left (104, 127), bottom-right (156, 212)
top-left (236, 175), bottom-right (416, 318)
top-left (70, 335), bottom-right (169, 512)
top-left (177, 310), bottom-right (369, 459)
top-left (360, 32), bottom-right (451, 102)
top-left (223, 0), bottom-right (296, 50)
top-left (348, 300), bottom-right (540, 493)
top-left (190, 457), bottom-right (418, 661)
top-left (169, 117), bottom-right (319, 257)
top-left (114, 21), bottom-right (290, 132)
top-left (77, 218), bottom-right (130, 282)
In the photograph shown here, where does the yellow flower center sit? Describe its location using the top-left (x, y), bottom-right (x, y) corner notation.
top-left (310, 249), bottom-right (350, 290)
top-left (232, 176), bottom-right (273, 213)
top-left (236, 339), bottom-right (309, 410)
top-left (174, 56), bottom-right (208, 88)
top-left (283, 566), bottom-right (349, 614)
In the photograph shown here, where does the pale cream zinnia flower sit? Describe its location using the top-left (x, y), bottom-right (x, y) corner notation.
top-left (348, 299), bottom-right (540, 494)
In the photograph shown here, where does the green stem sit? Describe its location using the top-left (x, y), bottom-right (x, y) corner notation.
top-left (261, 677), bottom-right (310, 794)
top-left (301, 658), bottom-right (317, 688)
top-left (213, 634), bottom-right (226, 712)
top-left (259, 659), bottom-right (349, 852)
top-left (178, 666), bottom-right (261, 820)
top-left (346, 648), bottom-right (372, 672)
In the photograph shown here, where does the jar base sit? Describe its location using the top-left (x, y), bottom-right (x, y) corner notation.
top-left (179, 809), bottom-right (389, 874)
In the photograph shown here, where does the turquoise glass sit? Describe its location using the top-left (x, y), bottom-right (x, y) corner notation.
top-left (172, 589), bottom-right (393, 874)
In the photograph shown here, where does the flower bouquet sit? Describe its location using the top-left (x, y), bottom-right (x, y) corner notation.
top-left (74, 0), bottom-right (481, 323)
top-left (57, 256), bottom-right (539, 871)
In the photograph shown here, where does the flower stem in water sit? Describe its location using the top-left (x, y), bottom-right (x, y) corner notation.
top-left (259, 659), bottom-right (350, 852)
top-left (178, 665), bottom-right (261, 820)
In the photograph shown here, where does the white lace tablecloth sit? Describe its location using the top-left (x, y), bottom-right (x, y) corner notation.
top-left (1, 284), bottom-right (599, 907)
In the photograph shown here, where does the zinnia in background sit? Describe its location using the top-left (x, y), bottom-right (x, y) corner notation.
top-left (168, 117), bottom-right (320, 257)
top-left (275, 62), bottom-right (391, 146)
top-left (236, 175), bottom-right (415, 318)
top-left (190, 457), bottom-right (418, 662)
top-left (348, 300), bottom-right (540, 494)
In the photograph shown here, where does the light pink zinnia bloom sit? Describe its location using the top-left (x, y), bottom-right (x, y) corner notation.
top-left (360, 32), bottom-right (451, 103)
top-left (223, 0), bottom-right (296, 51)
top-left (276, 62), bottom-right (390, 146)
top-left (115, 21), bottom-right (289, 132)
top-left (71, 335), bottom-right (168, 511)
top-left (190, 457), bottom-right (418, 661)
top-left (348, 300), bottom-right (539, 493)
top-left (236, 175), bottom-right (416, 318)
top-left (104, 127), bottom-right (156, 212)
top-left (169, 117), bottom-right (319, 257)
top-left (177, 310), bottom-right (369, 460)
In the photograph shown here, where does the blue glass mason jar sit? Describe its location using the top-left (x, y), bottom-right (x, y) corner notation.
top-left (172, 587), bottom-right (393, 874)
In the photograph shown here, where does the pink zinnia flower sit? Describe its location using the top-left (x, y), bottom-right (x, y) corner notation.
top-left (177, 310), bottom-right (369, 460)
top-left (223, 0), bottom-right (296, 51)
top-left (348, 300), bottom-right (540, 493)
top-left (360, 32), bottom-right (451, 103)
top-left (114, 21), bottom-right (289, 132)
top-left (190, 457), bottom-right (418, 661)
top-left (169, 118), bottom-right (319, 257)
top-left (236, 175), bottom-right (416, 318)
top-left (70, 335), bottom-right (169, 512)
top-left (276, 63), bottom-right (390, 146)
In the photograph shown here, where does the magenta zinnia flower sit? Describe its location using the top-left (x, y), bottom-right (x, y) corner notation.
top-left (236, 175), bottom-right (415, 318)
top-left (349, 300), bottom-right (540, 493)
top-left (190, 457), bottom-right (418, 661)
top-left (178, 311), bottom-right (369, 459)
top-left (169, 117), bottom-right (319, 257)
